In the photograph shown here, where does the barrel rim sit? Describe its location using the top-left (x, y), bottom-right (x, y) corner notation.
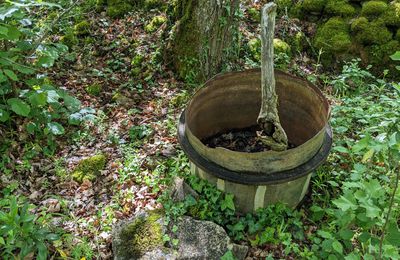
top-left (178, 111), bottom-right (332, 185)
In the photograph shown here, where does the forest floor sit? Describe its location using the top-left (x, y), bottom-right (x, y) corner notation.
top-left (1, 1), bottom-right (400, 259)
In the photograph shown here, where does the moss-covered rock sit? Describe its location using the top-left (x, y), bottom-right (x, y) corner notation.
top-left (106, 0), bottom-right (134, 18)
top-left (325, 0), bottom-right (356, 17)
top-left (145, 15), bottom-right (167, 33)
top-left (248, 38), bottom-right (261, 61)
top-left (380, 2), bottom-right (400, 27)
top-left (301, 0), bottom-right (326, 13)
top-left (314, 17), bottom-right (352, 56)
top-left (118, 210), bottom-right (163, 258)
top-left (361, 1), bottom-right (388, 19)
top-left (354, 20), bottom-right (392, 45)
top-left (396, 29), bottom-right (400, 41)
top-left (74, 21), bottom-right (90, 36)
top-left (86, 83), bottom-right (102, 96)
top-left (273, 38), bottom-right (291, 55)
top-left (72, 154), bottom-right (106, 183)
top-left (144, 0), bottom-right (166, 10)
top-left (351, 16), bottom-right (369, 32)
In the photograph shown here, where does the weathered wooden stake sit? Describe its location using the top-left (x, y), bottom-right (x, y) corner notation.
top-left (257, 3), bottom-right (288, 151)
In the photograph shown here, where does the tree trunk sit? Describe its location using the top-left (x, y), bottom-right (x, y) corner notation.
top-left (166, 0), bottom-right (240, 82)
top-left (257, 3), bottom-right (288, 151)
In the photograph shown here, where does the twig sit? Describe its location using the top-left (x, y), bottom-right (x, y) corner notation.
top-left (379, 163), bottom-right (399, 258)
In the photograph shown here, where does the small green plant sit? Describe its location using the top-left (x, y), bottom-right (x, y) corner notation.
top-left (0, 1), bottom-right (95, 155)
top-left (0, 195), bottom-right (59, 259)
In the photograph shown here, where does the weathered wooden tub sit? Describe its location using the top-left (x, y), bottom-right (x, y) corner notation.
top-left (178, 69), bottom-right (332, 213)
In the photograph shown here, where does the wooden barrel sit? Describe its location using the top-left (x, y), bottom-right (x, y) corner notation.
top-left (178, 69), bottom-right (332, 213)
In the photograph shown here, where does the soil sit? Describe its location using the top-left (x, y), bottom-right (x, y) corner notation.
top-left (202, 125), bottom-right (295, 153)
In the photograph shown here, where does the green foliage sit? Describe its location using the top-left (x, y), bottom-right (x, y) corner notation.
top-left (247, 7), bottom-right (260, 23)
top-left (0, 1), bottom-right (94, 155)
top-left (86, 83), bottom-right (102, 96)
top-left (0, 194), bottom-right (59, 259)
top-left (330, 59), bottom-right (374, 96)
top-left (72, 154), bottom-right (107, 183)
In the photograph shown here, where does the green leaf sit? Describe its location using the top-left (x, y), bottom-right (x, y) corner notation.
top-left (63, 95), bottom-right (81, 111)
top-left (361, 148), bottom-right (374, 163)
top-left (0, 70), bottom-right (7, 82)
top-left (390, 51), bottom-right (400, 61)
top-left (344, 253), bottom-right (360, 260)
top-left (332, 240), bottom-right (343, 254)
top-left (7, 98), bottom-right (31, 117)
top-left (0, 26), bottom-right (8, 35)
top-left (47, 122), bottom-right (65, 135)
top-left (29, 92), bottom-right (47, 107)
top-left (0, 109), bottom-right (10, 122)
top-left (3, 69), bottom-right (18, 81)
top-left (221, 194), bottom-right (235, 211)
top-left (333, 192), bottom-right (357, 212)
top-left (333, 146), bottom-right (349, 153)
top-left (317, 230), bottom-right (333, 239)
top-left (221, 250), bottom-right (237, 260)
top-left (36, 55), bottom-right (55, 68)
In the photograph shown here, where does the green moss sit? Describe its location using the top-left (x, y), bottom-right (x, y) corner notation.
top-left (247, 7), bottom-right (260, 23)
top-left (120, 210), bottom-right (163, 258)
top-left (273, 38), bottom-right (291, 55)
top-left (72, 154), bottom-right (106, 183)
top-left (74, 21), bottom-right (90, 36)
top-left (144, 0), bottom-right (166, 10)
top-left (86, 83), bottom-right (102, 96)
top-left (302, 0), bottom-right (326, 13)
top-left (144, 15), bottom-right (167, 33)
top-left (396, 29), bottom-right (400, 41)
top-left (366, 40), bottom-right (400, 74)
top-left (315, 18), bottom-right (351, 53)
top-left (60, 32), bottom-right (78, 50)
top-left (354, 20), bottom-right (392, 45)
top-left (325, 0), bottom-right (355, 17)
top-left (248, 38), bottom-right (261, 61)
top-left (351, 17), bottom-right (369, 32)
top-left (361, 1), bottom-right (388, 18)
top-left (380, 2), bottom-right (400, 26)
top-left (106, 0), bottom-right (134, 18)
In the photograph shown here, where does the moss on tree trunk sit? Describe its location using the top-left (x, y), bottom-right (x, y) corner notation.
top-left (166, 0), bottom-right (240, 82)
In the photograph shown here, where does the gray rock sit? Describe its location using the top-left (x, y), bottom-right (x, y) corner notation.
top-left (175, 216), bottom-right (248, 260)
top-left (171, 177), bottom-right (199, 202)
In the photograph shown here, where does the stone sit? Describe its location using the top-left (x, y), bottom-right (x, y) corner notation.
top-left (171, 177), bottom-right (199, 202)
top-left (175, 216), bottom-right (248, 260)
top-left (112, 210), bottom-right (171, 260)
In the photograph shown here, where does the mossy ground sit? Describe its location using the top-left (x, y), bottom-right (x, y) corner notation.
top-left (119, 210), bottom-right (164, 258)
top-left (72, 154), bottom-right (107, 183)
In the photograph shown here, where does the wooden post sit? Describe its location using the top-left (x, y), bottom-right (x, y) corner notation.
top-left (257, 3), bottom-right (288, 151)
